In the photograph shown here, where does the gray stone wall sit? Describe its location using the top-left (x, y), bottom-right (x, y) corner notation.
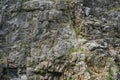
top-left (0, 0), bottom-right (120, 80)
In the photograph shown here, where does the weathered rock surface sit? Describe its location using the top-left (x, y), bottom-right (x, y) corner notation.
top-left (0, 0), bottom-right (120, 80)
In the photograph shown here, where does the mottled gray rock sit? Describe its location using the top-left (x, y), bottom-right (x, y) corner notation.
top-left (34, 61), bottom-right (48, 72)
top-left (48, 9), bottom-right (63, 20)
top-left (103, 25), bottom-right (111, 32)
top-left (94, 21), bottom-right (101, 26)
top-left (74, 61), bottom-right (87, 73)
top-left (27, 67), bottom-right (34, 76)
top-left (22, 0), bottom-right (54, 11)
top-left (20, 75), bottom-right (27, 80)
top-left (56, 0), bottom-right (68, 10)
top-left (0, 15), bottom-right (1, 24)
top-left (71, 52), bottom-right (85, 62)
top-left (77, 38), bottom-right (87, 45)
top-left (0, 66), bottom-right (3, 78)
top-left (0, 0), bottom-right (120, 80)
top-left (38, 11), bottom-right (49, 21)
top-left (85, 7), bottom-right (91, 16)
top-left (85, 40), bottom-right (108, 51)
top-left (10, 78), bottom-right (20, 80)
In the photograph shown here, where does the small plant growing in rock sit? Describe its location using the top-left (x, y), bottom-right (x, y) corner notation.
top-left (67, 47), bottom-right (78, 55)
top-left (68, 77), bottom-right (75, 80)
top-left (107, 67), bottom-right (113, 80)
top-left (73, 26), bottom-right (80, 36)
top-left (40, 69), bottom-right (46, 74)
top-left (3, 74), bottom-right (12, 79)
top-left (107, 4), bottom-right (120, 13)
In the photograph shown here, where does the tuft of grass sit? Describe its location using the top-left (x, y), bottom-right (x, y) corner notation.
top-left (87, 69), bottom-right (93, 76)
top-left (40, 69), bottom-right (46, 74)
top-left (3, 74), bottom-right (12, 79)
top-left (35, 75), bottom-right (40, 80)
top-left (73, 26), bottom-right (81, 36)
top-left (78, 45), bottom-right (84, 52)
top-left (107, 4), bottom-right (120, 13)
top-left (67, 47), bottom-right (78, 55)
top-left (107, 67), bottom-right (113, 80)
top-left (68, 77), bottom-right (75, 80)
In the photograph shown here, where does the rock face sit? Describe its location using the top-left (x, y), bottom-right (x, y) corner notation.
top-left (0, 0), bottom-right (120, 80)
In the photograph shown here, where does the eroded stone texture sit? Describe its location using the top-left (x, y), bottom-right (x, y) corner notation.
top-left (0, 0), bottom-right (120, 80)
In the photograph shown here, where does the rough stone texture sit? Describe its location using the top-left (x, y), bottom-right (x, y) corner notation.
top-left (0, 0), bottom-right (120, 80)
